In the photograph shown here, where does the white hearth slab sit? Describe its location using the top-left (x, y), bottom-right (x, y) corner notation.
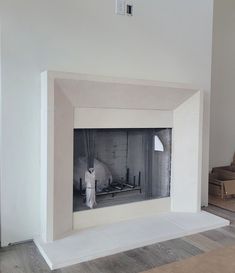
top-left (34, 211), bottom-right (229, 270)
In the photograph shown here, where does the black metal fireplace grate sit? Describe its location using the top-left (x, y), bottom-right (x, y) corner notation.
top-left (79, 168), bottom-right (142, 200)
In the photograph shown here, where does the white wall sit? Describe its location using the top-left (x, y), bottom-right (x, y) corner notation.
top-left (0, 0), bottom-right (213, 245)
top-left (0, 24), bottom-right (2, 242)
top-left (210, 0), bottom-right (235, 169)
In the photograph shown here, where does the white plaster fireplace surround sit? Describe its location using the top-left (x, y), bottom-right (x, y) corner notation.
top-left (41, 71), bottom-right (203, 243)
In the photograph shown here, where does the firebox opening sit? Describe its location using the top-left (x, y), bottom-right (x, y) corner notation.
top-left (73, 128), bottom-right (172, 212)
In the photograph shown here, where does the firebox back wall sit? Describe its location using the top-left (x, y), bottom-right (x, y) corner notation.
top-left (74, 128), bottom-right (171, 200)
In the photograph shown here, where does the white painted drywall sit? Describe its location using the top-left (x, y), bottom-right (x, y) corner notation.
top-left (210, 0), bottom-right (235, 169)
top-left (1, 0), bottom-right (213, 245)
top-left (0, 25), bottom-right (2, 242)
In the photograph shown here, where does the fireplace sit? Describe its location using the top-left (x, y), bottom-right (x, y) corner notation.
top-left (41, 71), bottom-right (203, 243)
top-left (73, 128), bottom-right (172, 211)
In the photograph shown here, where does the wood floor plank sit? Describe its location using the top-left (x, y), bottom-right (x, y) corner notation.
top-left (127, 242), bottom-right (181, 267)
top-left (0, 242), bottom-right (52, 273)
top-left (159, 239), bottom-right (203, 259)
top-left (182, 233), bottom-right (222, 252)
top-left (218, 225), bottom-right (235, 235)
top-left (61, 238), bottom-right (202, 273)
top-left (201, 229), bottom-right (235, 247)
top-left (78, 252), bottom-right (146, 273)
top-left (124, 246), bottom-right (172, 269)
top-left (141, 245), bottom-right (235, 273)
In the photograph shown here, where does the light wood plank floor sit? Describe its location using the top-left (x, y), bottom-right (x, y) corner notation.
top-left (0, 205), bottom-right (234, 273)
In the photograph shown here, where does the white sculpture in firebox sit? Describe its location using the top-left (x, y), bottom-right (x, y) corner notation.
top-left (85, 168), bottom-right (97, 209)
top-left (74, 157), bottom-right (113, 192)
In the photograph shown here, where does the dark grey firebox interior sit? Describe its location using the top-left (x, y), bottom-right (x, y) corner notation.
top-left (73, 128), bottom-right (172, 212)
